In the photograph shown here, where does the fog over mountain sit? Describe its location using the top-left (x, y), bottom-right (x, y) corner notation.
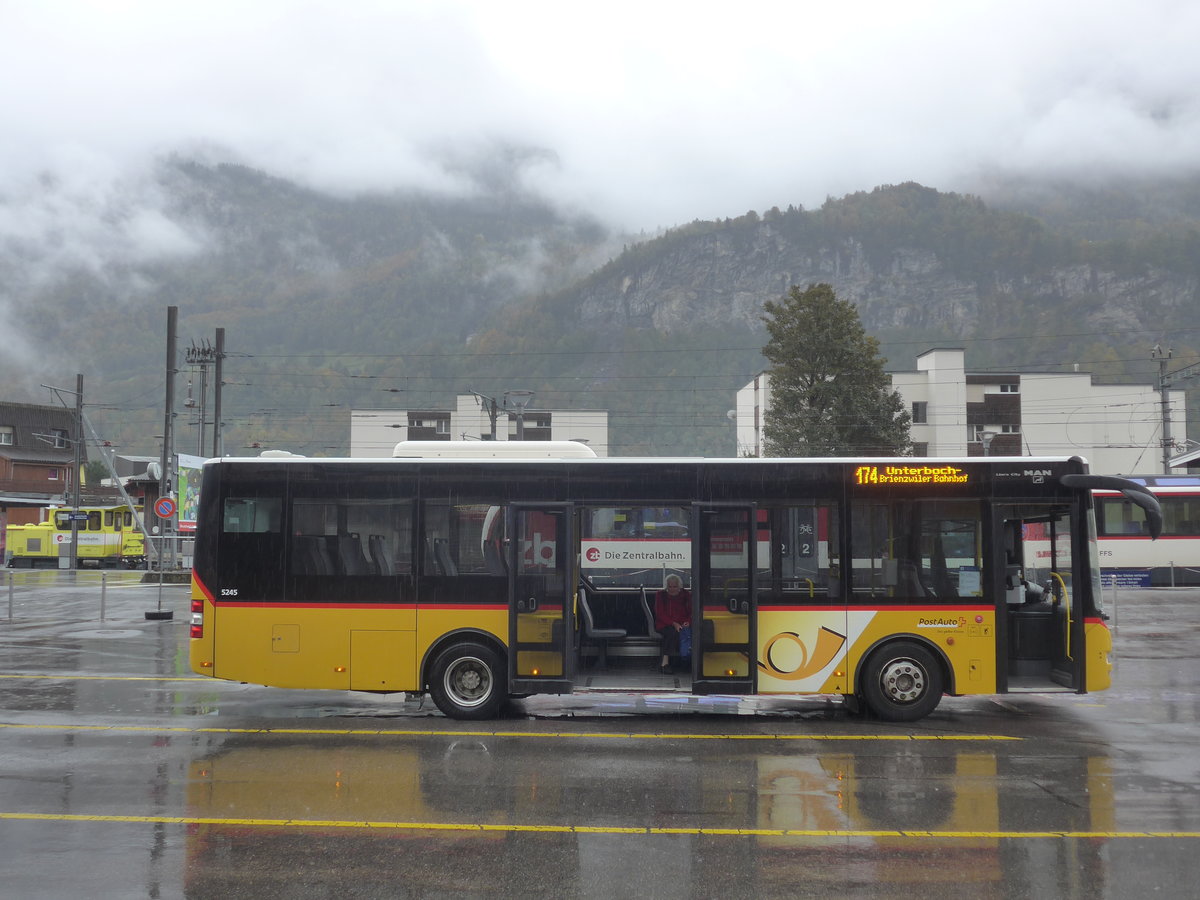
top-left (2, 1), bottom-right (1199, 454)
top-left (3, 2), bottom-right (1197, 266)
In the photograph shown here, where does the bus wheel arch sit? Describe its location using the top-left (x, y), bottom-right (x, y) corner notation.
top-left (425, 634), bottom-right (508, 720)
top-left (856, 637), bottom-right (949, 722)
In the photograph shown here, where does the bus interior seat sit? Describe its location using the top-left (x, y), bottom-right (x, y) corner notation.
top-left (639, 588), bottom-right (657, 637)
top-left (368, 534), bottom-right (393, 576)
top-left (482, 536), bottom-right (506, 575)
top-left (295, 536), bottom-right (334, 576)
top-left (579, 585), bottom-right (625, 666)
top-left (432, 538), bottom-right (458, 576)
top-left (896, 560), bottom-right (932, 598)
top-left (337, 533), bottom-right (371, 576)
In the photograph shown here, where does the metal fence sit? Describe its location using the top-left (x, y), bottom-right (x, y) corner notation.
top-left (3, 567), bottom-right (187, 623)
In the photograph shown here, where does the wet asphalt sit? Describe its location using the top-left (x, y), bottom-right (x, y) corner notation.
top-left (1, 569), bottom-right (1199, 898)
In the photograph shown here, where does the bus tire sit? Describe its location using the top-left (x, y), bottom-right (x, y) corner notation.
top-left (429, 642), bottom-right (507, 720)
top-left (860, 640), bottom-right (943, 722)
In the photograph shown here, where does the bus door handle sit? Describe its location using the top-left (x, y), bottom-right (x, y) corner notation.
top-left (1050, 572), bottom-right (1072, 661)
top-left (517, 597), bottom-right (539, 613)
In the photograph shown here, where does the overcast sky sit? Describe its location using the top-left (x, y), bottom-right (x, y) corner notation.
top-left (4, 0), bottom-right (1195, 366)
top-left (2, 0), bottom-right (1197, 238)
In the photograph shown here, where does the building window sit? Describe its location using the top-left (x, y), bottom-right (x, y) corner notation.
top-left (47, 468), bottom-right (60, 480)
top-left (52, 429), bottom-right (69, 449)
top-left (999, 383), bottom-right (1019, 393)
top-left (911, 402), bottom-right (927, 424)
top-left (1001, 424), bottom-right (1020, 434)
top-left (0, 425), bottom-right (13, 445)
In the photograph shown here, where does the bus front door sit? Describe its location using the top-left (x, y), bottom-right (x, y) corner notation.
top-left (997, 505), bottom-right (1082, 691)
top-left (692, 505), bottom-right (757, 695)
top-left (508, 504), bottom-right (575, 695)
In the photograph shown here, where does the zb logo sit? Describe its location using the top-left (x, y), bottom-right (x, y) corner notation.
top-left (758, 627), bottom-right (847, 680)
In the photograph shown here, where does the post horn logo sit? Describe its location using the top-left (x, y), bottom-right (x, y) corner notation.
top-left (758, 627), bottom-right (847, 680)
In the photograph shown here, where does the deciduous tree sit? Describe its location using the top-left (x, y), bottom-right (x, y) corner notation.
top-left (762, 283), bottom-right (911, 456)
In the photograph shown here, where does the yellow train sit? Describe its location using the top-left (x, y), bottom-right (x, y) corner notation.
top-left (4, 505), bottom-right (146, 569)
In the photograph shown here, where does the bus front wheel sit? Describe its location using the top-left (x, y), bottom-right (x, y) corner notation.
top-left (428, 642), bottom-right (507, 720)
top-left (860, 640), bottom-right (943, 722)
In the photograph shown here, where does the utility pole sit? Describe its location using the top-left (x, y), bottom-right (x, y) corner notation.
top-left (161, 306), bottom-right (178, 566)
top-left (1155, 346), bottom-right (1200, 473)
top-left (467, 390), bottom-right (535, 441)
top-left (469, 391), bottom-right (500, 440)
top-left (1153, 345), bottom-right (1173, 474)
top-left (212, 327), bottom-right (225, 457)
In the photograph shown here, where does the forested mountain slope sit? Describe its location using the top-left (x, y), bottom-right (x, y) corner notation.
top-left (3, 163), bottom-right (1197, 456)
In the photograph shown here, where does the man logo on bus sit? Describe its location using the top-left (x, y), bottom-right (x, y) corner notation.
top-left (758, 627), bottom-right (847, 681)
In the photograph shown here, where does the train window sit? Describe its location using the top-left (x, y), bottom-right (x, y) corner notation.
top-left (1160, 497), bottom-right (1200, 537)
top-left (1096, 499), bottom-right (1148, 536)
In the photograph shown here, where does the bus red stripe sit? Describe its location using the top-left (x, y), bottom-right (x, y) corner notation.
top-left (193, 572), bottom-right (214, 602)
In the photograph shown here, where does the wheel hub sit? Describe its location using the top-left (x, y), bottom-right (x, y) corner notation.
top-left (447, 658), bottom-right (491, 705)
top-left (880, 659), bottom-right (926, 703)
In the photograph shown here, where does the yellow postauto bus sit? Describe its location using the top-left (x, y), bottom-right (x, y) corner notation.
top-left (188, 444), bottom-right (1160, 721)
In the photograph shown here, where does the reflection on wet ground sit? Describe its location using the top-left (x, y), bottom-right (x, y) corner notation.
top-left (2, 578), bottom-right (1200, 897)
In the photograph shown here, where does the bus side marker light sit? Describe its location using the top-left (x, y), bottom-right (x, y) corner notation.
top-left (199, 661), bottom-right (212, 668)
top-left (335, 666), bottom-right (347, 673)
top-left (946, 637), bottom-right (955, 646)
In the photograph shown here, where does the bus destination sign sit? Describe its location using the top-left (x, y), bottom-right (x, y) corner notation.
top-left (854, 464), bottom-right (969, 486)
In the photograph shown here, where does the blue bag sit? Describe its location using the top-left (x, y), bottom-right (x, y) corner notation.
top-left (678, 625), bottom-right (692, 658)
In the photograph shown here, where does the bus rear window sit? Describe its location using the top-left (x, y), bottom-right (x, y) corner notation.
top-left (223, 498), bottom-right (282, 534)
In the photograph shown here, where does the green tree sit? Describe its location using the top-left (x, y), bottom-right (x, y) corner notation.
top-left (761, 283), bottom-right (911, 456)
top-left (83, 460), bottom-right (109, 486)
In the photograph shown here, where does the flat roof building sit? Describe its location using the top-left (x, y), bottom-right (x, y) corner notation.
top-left (736, 348), bottom-right (1186, 475)
top-left (351, 395), bottom-right (609, 458)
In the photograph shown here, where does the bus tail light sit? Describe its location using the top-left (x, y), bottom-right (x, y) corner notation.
top-left (190, 599), bottom-right (204, 639)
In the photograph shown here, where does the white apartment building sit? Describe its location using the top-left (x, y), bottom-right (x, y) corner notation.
top-left (736, 348), bottom-right (1186, 475)
top-left (351, 395), bottom-right (609, 457)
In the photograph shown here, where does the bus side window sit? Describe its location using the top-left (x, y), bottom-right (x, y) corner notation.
top-left (421, 501), bottom-right (497, 576)
top-left (223, 498), bottom-right (282, 534)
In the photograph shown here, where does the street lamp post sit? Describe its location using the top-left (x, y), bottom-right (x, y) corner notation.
top-left (981, 430), bottom-right (998, 457)
top-left (503, 390), bottom-right (535, 440)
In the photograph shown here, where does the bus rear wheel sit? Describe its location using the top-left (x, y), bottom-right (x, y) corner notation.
top-left (429, 642), bottom-right (507, 720)
top-left (861, 640), bottom-right (943, 722)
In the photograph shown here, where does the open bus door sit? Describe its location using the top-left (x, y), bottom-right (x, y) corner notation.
top-left (507, 504), bottom-right (575, 695)
top-left (995, 504), bottom-right (1082, 692)
top-left (692, 505), bottom-right (757, 695)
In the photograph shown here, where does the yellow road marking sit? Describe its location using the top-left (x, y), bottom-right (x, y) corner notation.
top-left (0, 674), bottom-right (200, 682)
top-left (0, 721), bottom-right (1019, 741)
top-left (0, 811), bottom-right (1196, 839)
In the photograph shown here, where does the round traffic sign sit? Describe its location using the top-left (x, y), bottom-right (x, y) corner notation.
top-left (154, 497), bottom-right (177, 519)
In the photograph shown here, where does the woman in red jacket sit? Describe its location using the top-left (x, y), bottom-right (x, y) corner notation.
top-left (654, 574), bottom-right (691, 675)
